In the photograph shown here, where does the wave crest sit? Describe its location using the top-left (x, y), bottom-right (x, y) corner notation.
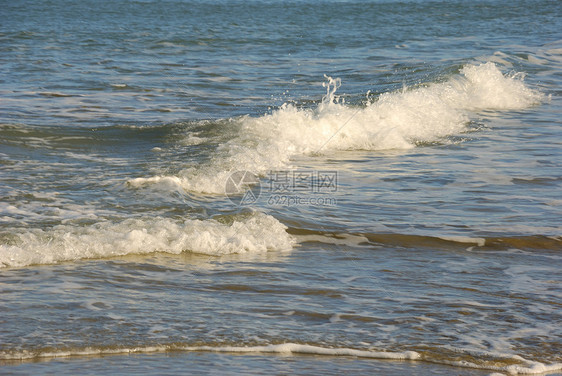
top-left (129, 62), bottom-right (543, 195)
top-left (0, 212), bottom-right (295, 268)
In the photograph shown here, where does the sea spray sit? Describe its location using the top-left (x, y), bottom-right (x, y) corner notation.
top-left (0, 211), bottom-right (295, 268)
top-left (128, 62), bottom-right (543, 195)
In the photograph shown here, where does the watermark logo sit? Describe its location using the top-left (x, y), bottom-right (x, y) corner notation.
top-left (225, 170), bottom-right (262, 206)
top-left (225, 170), bottom-right (338, 207)
top-left (266, 170), bottom-right (338, 193)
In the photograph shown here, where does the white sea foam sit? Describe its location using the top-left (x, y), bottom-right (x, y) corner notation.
top-left (446, 355), bottom-right (562, 375)
top-left (0, 212), bottom-right (294, 268)
top-left (3, 343), bottom-right (561, 375)
top-left (0, 343), bottom-right (419, 361)
top-left (438, 235), bottom-right (486, 247)
top-left (188, 346), bottom-right (562, 375)
top-left (128, 62), bottom-right (543, 194)
top-left (180, 343), bottom-right (421, 360)
top-left (295, 233), bottom-right (370, 246)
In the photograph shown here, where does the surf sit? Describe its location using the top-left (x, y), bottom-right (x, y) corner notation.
top-left (128, 62), bottom-right (544, 195)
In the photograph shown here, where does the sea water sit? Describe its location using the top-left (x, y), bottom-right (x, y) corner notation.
top-left (1, 0), bottom-right (561, 374)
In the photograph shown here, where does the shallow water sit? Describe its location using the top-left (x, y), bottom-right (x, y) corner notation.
top-left (1, 0), bottom-right (561, 374)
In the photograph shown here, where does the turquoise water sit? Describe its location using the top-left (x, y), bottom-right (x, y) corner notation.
top-left (1, 0), bottom-right (561, 374)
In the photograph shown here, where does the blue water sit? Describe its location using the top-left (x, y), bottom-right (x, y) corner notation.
top-left (1, 0), bottom-right (561, 374)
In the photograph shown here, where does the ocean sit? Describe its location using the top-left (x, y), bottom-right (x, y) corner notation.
top-left (1, 0), bottom-right (561, 374)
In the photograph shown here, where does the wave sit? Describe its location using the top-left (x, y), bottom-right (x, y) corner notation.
top-left (4, 219), bottom-right (558, 268)
top-left (128, 62), bottom-right (544, 194)
top-left (0, 211), bottom-right (295, 269)
top-left (292, 228), bottom-right (562, 252)
top-left (2, 343), bottom-right (561, 375)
